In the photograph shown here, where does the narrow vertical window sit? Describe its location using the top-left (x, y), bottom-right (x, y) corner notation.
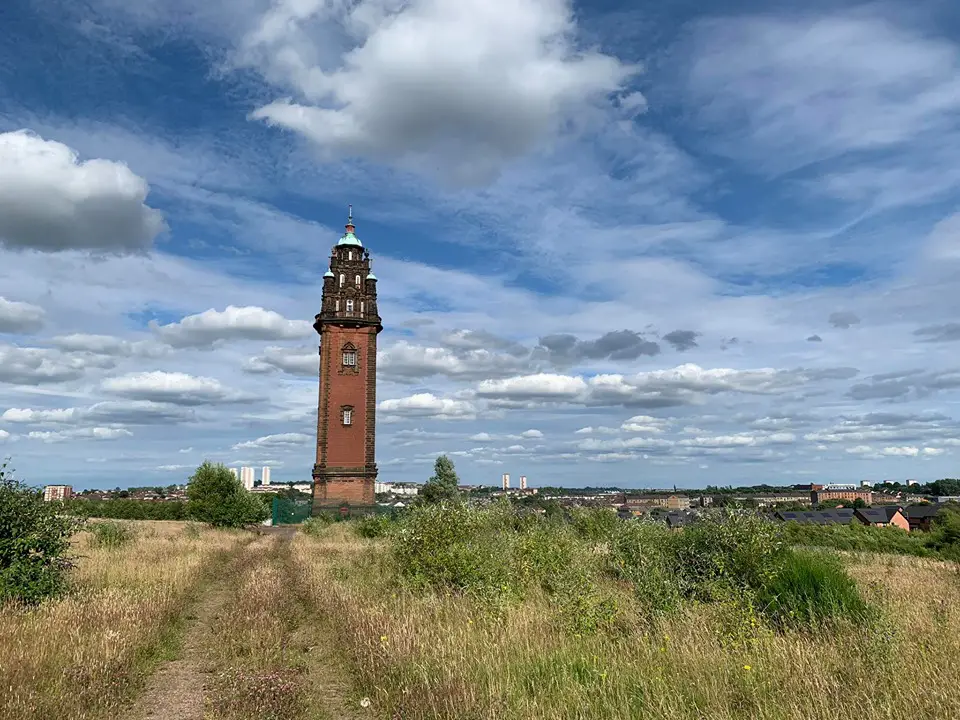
top-left (360, 301), bottom-right (365, 313)
top-left (348, 250), bottom-right (353, 260)
top-left (335, 299), bottom-right (340, 311)
top-left (342, 408), bottom-right (352, 425)
top-left (355, 274), bottom-right (361, 286)
top-left (339, 274), bottom-right (344, 287)
top-left (346, 299), bottom-right (354, 312)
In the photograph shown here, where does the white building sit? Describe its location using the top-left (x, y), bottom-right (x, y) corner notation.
top-left (519, 475), bottom-right (528, 490)
top-left (229, 467), bottom-right (239, 480)
top-left (502, 473), bottom-right (510, 490)
top-left (240, 466), bottom-right (255, 491)
top-left (261, 466), bottom-right (271, 486)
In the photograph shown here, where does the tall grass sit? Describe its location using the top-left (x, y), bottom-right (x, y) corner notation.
top-left (0, 521), bottom-right (245, 720)
top-left (294, 509), bottom-right (960, 719)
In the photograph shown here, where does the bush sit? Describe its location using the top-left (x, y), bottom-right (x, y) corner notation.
top-left (300, 515), bottom-right (333, 536)
top-left (0, 460), bottom-right (81, 605)
top-left (569, 507), bottom-right (619, 542)
top-left (64, 498), bottom-right (188, 521)
top-left (87, 521), bottom-right (137, 549)
top-left (186, 462), bottom-right (269, 528)
top-left (354, 514), bottom-right (392, 538)
top-left (394, 503), bottom-right (619, 632)
top-left (607, 520), bottom-right (683, 618)
top-left (757, 549), bottom-right (871, 630)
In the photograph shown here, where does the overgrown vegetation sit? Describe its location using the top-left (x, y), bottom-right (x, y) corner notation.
top-left (64, 498), bottom-right (188, 520)
top-left (186, 461), bottom-right (269, 528)
top-left (0, 460), bottom-right (81, 606)
top-left (389, 503), bottom-right (868, 636)
top-left (87, 520), bottom-right (138, 549)
top-left (1, 521), bottom-right (246, 720)
top-left (298, 515), bottom-right (960, 719)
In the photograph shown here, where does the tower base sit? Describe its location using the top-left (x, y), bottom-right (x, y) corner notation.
top-left (312, 464), bottom-right (376, 512)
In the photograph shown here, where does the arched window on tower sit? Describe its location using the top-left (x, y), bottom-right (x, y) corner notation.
top-left (355, 274), bottom-right (361, 286)
top-left (346, 299), bottom-right (354, 313)
top-left (339, 273), bottom-right (344, 287)
top-left (348, 250), bottom-right (353, 260)
top-left (335, 299), bottom-right (340, 311)
top-left (360, 301), bottom-right (365, 314)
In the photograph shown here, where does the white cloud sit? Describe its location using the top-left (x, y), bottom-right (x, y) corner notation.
top-left (0, 296), bottom-right (45, 334)
top-left (1, 401), bottom-right (194, 426)
top-left (379, 392), bottom-right (477, 420)
top-left (520, 428), bottom-right (543, 439)
top-left (0, 345), bottom-right (92, 385)
top-left (379, 341), bottom-right (529, 381)
top-left (101, 371), bottom-right (254, 406)
top-left (51, 333), bottom-right (167, 358)
top-left (27, 427), bottom-right (133, 443)
top-left (243, 346), bottom-right (317, 376)
top-left (881, 446), bottom-right (919, 457)
top-left (0, 429), bottom-right (9, 442)
top-left (0, 130), bottom-right (165, 253)
top-left (241, 0), bottom-right (640, 182)
top-left (233, 432), bottom-right (312, 450)
top-left (152, 306), bottom-right (312, 348)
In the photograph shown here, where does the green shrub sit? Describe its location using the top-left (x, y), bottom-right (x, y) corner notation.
top-left (0, 460), bottom-right (81, 605)
top-left (354, 514), bottom-right (392, 538)
top-left (393, 503), bottom-right (619, 632)
top-left (88, 521), bottom-right (137, 549)
top-left (782, 521), bottom-right (933, 557)
top-left (569, 507), bottom-right (619, 542)
top-left (301, 514), bottom-right (333, 536)
top-left (671, 511), bottom-right (785, 601)
top-left (757, 549), bottom-right (870, 630)
top-left (607, 520), bottom-right (683, 617)
top-left (186, 462), bottom-right (269, 528)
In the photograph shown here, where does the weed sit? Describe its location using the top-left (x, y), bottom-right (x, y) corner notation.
top-left (87, 521), bottom-right (138, 549)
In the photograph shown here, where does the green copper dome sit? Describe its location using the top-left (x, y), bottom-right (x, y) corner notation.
top-left (323, 269), bottom-right (334, 278)
top-left (366, 271), bottom-right (377, 281)
top-left (337, 205), bottom-right (362, 246)
top-left (337, 231), bottom-right (362, 247)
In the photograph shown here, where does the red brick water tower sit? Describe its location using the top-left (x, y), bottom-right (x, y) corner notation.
top-left (312, 207), bottom-right (382, 512)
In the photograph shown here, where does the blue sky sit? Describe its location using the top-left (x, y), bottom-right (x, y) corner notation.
top-left (4, 0), bottom-right (960, 489)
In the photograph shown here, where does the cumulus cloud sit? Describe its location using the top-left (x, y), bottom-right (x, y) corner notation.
top-left (807, 334), bottom-right (823, 342)
top-left (243, 346), bottom-right (317, 376)
top-left (662, 329), bottom-right (700, 352)
top-left (379, 340), bottom-right (529, 381)
top-left (535, 330), bottom-right (660, 366)
top-left (51, 333), bottom-right (168, 358)
top-left (848, 369), bottom-right (960, 402)
top-left (152, 306), bottom-right (312, 348)
top-left (379, 393), bottom-right (477, 420)
top-left (233, 433), bottom-right (312, 450)
top-left (27, 427), bottom-right (133, 443)
top-left (1, 400), bottom-right (194, 426)
top-left (476, 363), bottom-right (833, 410)
top-left (0, 296), bottom-right (45, 334)
top-left (0, 345), bottom-right (93, 385)
top-left (240, 0), bottom-right (640, 183)
top-left (101, 371), bottom-right (255, 406)
top-left (829, 311), bottom-right (861, 329)
top-left (0, 130), bottom-right (165, 253)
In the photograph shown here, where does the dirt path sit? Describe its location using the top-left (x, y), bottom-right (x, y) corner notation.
top-left (124, 531), bottom-right (367, 720)
top-left (124, 550), bottom-right (247, 720)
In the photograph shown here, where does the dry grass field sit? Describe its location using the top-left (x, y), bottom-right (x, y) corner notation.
top-left (0, 521), bottom-right (247, 720)
top-left (295, 522), bottom-right (960, 720)
top-left (6, 516), bottom-right (960, 720)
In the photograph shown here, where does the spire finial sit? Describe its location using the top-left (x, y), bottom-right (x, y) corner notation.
top-left (347, 204), bottom-right (353, 226)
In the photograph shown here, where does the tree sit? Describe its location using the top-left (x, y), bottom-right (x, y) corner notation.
top-left (186, 461), bottom-right (269, 527)
top-left (420, 455), bottom-right (460, 504)
top-left (0, 459), bottom-right (81, 605)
